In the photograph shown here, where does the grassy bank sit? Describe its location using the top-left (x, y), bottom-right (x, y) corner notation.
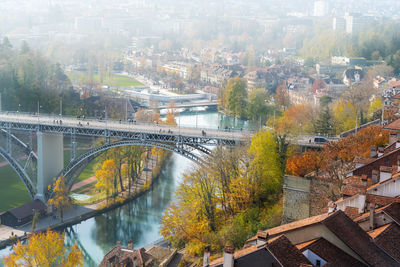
top-left (66, 71), bottom-right (144, 88)
top-left (0, 165), bottom-right (31, 212)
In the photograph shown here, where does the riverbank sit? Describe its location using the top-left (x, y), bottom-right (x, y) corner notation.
top-left (0, 151), bottom-right (170, 250)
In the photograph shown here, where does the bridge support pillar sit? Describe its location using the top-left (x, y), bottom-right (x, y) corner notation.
top-left (35, 132), bottom-right (64, 201)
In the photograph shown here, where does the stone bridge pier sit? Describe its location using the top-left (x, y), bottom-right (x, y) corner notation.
top-left (35, 132), bottom-right (64, 201)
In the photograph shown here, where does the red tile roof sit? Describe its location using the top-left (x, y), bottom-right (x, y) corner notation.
top-left (341, 184), bottom-right (366, 196)
top-left (368, 224), bottom-right (392, 239)
top-left (211, 235), bottom-right (312, 267)
top-left (267, 235), bottom-right (312, 267)
top-left (298, 237), bottom-right (367, 267)
top-left (366, 194), bottom-right (399, 206)
top-left (247, 213), bottom-right (332, 243)
top-left (384, 119), bottom-right (400, 132)
top-left (322, 211), bottom-right (399, 266)
top-left (249, 210), bottom-right (400, 266)
top-left (372, 223), bottom-right (400, 261)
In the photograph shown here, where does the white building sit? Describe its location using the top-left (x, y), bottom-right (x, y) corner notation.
top-left (313, 1), bottom-right (329, 17)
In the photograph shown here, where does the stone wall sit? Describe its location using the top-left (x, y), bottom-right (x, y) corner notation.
top-left (282, 176), bottom-right (338, 224)
top-left (282, 176), bottom-right (310, 224)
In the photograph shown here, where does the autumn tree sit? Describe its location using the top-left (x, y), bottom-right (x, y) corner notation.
top-left (275, 82), bottom-right (290, 108)
top-left (248, 130), bottom-right (283, 202)
top-left (368, 97), bottom-right (382, 120)
top-left (165, 101), bottom-right (177, 125)
top-left (287, 150), bottom-right (325, 177)
top-left (124, 146), bottom-right (145, 194)
top-left (271, 104), bottom-right (315, 135)
top-left (333, 99), bottom-right (356, 133)
top-left (324, 125), bottom-right (388, 162)
top-left (161, 132), bottom-right (284, 255)
top-left (96, 159), bottom-right (117, 202)
top-left (246, 88), bottom-right (272, 121)
top-left (220, 76), bottom-right (248, 118)
top-left (3, 229), bottom-right (83, 267)
top-left (108, 147), bottom-right (125, 193)
top-left (48, 176), bottom-right (71, 223)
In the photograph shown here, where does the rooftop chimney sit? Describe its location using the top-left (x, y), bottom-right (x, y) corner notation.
top-left (128, 240), bottom-right (133, 249)
top-left (397, 156), bottom-right (400, 173)
top-left (117, 241), bottom-right (121, 246)
top-left (380, 166), bottom-right (393, 182)
top-left (223, 245), bottom-right (234, 267)
top-left (370, 146), bottom-right (377, 158)
top-left (389, 132), bottom-right (397, 145)
top-left (369, 203), bottom-right (376, 230)
top-left (371, 170), bottom-right (379, 184)
top-left (256, 231), bottom-right (269, 247)
top-left (203, 245), bottom-right (210, 267)
top-left (328, 201), bottom-right (337, 213)
top-left (378, 147), bottom-right (384, 157)
top-left (396, 140), bottom-right (400, 149)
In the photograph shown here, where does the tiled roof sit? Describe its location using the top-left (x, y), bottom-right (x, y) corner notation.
top-left (6, 199), bottom-right (46, 219)
top-left (350, 146), bottom-right (400, 175)
top-left (267, 235), bottom-right (312, 267)
top-left (353, 157), bottom-right (375, 165)
top-left (209, 246), bottom-right (258, 266)
top-left (354, 203), bottom-right (392, 222)
top-left (321, 210), bottom-right (399, 266)
top-left (372, 223), bottom-right (400, 261)
top-left (366, 194), bottom-right (399, 206)
top-left (247, 213), bottom-right (332, 242)
top-left (99, 246), bottom-right (154, 267)
top-left (211, 235), bottom-right (312, 267)
top-left (298, 237), bottom-right (367, 267)
top-left (341, 183), bottom-right (366, 196)
top-left (344, 206), bottom-right (360, 220)
top-left (368, 224), bottom-right (392, 239)
top-left (382, 202), bottom-right (400, 225)
top-left (295, 238), bottom-right (320, 250)
top-left (384, 118), bottom-right (400, 131)
top-left (344, 175), bottom-right (367, 184)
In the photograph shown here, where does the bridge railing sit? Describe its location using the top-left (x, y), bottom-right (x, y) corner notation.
top-left (0, 111), bottom-right (255, 134)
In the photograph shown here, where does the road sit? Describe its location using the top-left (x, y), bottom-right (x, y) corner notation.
top-left (0, 112), bottom-right (252, 142)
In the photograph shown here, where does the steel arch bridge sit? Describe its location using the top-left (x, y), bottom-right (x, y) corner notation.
top-left (58, 140), bottom-right (212, 193)
top-left (0, 113), bottom-right (250, 201)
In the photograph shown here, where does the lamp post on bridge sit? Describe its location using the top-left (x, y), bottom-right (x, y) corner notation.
top-left (37, 101), bottom-right (42, 123)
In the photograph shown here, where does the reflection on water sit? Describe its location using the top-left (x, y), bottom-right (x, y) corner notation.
top-left (66, 154), bottom-right (190, 265)
top-left (0, 111), bottom-right (254, 266)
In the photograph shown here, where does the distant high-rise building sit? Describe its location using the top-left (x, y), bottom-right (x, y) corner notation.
top-left (313, 0), bottom-right (329, 17)
top-left (344, 13), bottom-right (372, 34)
top-left (333, 17), bottom-right (346, 31)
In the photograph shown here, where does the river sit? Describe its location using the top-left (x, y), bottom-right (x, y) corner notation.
top-left (0, 111), bottom-right (258, 266)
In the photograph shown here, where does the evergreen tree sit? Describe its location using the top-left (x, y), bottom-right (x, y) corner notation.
top-left (314, 107), bottom-right (335, 135)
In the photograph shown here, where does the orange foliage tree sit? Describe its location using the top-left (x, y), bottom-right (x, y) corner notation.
top-left (3, 229), bottom-right (83, 267)
top-left (287, 150), bottom-right (325, 177)
top-left (324, 125), bottom-right (388, 162)
top-left (286, 125), bottom-right (389, 177)
top-left (272, 104), bottom-right (315, 135)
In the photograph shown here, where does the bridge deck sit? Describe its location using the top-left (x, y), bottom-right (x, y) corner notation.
top-left (0, 113), bottom-right (251, 143)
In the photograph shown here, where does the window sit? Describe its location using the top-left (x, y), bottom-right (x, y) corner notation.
top-left (316, 260), bottom-right (321, 267)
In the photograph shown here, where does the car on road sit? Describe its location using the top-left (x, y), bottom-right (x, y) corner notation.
top-left (314, 136), bottom-right (329, 143)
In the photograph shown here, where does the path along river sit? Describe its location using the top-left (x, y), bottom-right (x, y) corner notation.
top-left (0, 111), bottom-right (258, 266)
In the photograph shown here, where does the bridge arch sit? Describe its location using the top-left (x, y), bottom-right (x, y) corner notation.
top-left (49, 139), bottom-right (210, 198)
top-left (0, 146), bottom-right (36, 198)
